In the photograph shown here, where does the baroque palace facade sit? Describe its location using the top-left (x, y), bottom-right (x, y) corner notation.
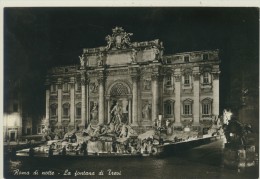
top-left (45, 27), bottom-right (220, 132)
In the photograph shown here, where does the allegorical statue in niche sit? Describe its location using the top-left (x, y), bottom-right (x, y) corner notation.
top-left (111, 102), bottom-right (122, 124)
top-left (79, 54), bottom-right (85, 67)
top-left (142, 103), bottom-right (151, 120)
top-left (91, 102), bottom-right (98, 121)
top-left (90, 82), bottom-right (98, 93)
top-left (143, 79), bottom-right (151, 90)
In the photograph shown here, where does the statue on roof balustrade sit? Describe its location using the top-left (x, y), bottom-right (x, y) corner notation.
top-left (79, 54), bottom-right (85, 67)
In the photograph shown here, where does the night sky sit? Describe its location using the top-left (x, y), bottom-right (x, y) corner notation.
top-left (4, 7), bottom-right (259, 119)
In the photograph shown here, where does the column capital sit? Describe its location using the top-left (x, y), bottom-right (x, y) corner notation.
top-left (151, 73), bottom-right (160, 81)
top-left (129, 65), bottom-right (140, 76)
top-left (69, 83), bottom-right (75, 88)
top-left (150, 63), bottom-right (161, 73)
top-left (97, 76), bottom-right (105, 84)
top-left (212, 72), bottom-right (220, 80)
top-left (57, 84), bottom-right (62, 89)
top-left (174, 75), bottom-right (181, 82)
top-left (131, 75), bottom-right (140, 82)
top-left (81, 78), bottom-right (90, 85)
top-left (193, 73), bottom-right (200, 81)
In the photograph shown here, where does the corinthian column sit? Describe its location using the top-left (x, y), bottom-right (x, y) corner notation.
top-left (57, 83), bottom-right (62, 128)
top-left (174, 72), bottom-right (181, 126)
top-left (131, 75), bottom-right (139, 126)
top-left (212, 72), bottom-right (220, 117)
top-left (81, 75), bottom-right (86, 128)
top-left (193, 72), bottom-right (200, 126)
top-left (98, 74), bottom-right (105, 125)
top-left (69, 77), bottom-right (75, 128)
top-left (151, 74), bottom-right (159, 122)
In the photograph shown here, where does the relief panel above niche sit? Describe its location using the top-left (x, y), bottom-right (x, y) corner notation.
top-left (106, 52), bottom-right (132, 65)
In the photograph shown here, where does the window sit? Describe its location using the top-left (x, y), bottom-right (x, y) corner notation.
top-left (183, 99), bottom-right (193, 115)
top-left (76, 103), bottom-right (81, 118)
top-left (203, 72), bottom-right (210, 84)
top-left (164, 100), bottom-right (174, 117)
top-left (63, 103), bottom-right (70, 117)
top-left (26, 128), bottom-right (31, 135)
top-left (76, 107), bottom-right (81, 117)
top-left (201, 98), bottom-right (212, 116)
top-left (37, 125), bottom-right (45, 134)
top-left (202, 103), bottom-right (210, 114)
top-left (165, 76), bottom-right (172, 87)
top-left (203, 54), bottom-right (208, 60)
top-left (184, 104), bottom-right (191, 115)
top-left (184, 56), bottom-right (190, 63)
top-left (50, 104), bottom-right (57, 117)
top-left (13, 103), bottom-right (18, 112)
top-left (63, 83), bottom-right (68, 92)
top-left (37, 126), bottom-right (42, 134)
top-left (184, 74), bottom-right (190, 85)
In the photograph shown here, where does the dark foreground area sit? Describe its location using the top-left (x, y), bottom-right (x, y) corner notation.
top-left (4, 139), bottom-right (259, 179)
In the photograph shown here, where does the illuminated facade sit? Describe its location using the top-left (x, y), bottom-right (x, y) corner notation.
top-left (45, 27), bottom-right (220, 132)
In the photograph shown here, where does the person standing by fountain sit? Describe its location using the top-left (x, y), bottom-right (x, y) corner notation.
top-left (81, 142), bottom-right (88, 156)
top-left (48, 145), bottom-right (53, 157)
top-left (29, 146), bottom-right (34, 157)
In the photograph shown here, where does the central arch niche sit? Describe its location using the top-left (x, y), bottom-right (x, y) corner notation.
top-left (106, 81), bottom-right (132, 124)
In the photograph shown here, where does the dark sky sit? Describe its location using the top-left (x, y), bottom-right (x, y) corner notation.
top-left (4, 7), bottom-right (259, 118)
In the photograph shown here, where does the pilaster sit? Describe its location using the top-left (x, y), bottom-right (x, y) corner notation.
top-left (174, 68), bottom-right (181, 126)
top-left (81, 72), bottom-right (86, 128)
top-left (69, 77), bottom-right (75, 128)
top-left (129, 65), bottom-right (140, 126)
top-left (212, 72), bottom-right (220, 117)
top-left (193, 67), bottom-right (200, 126)
top-left (151, 63), bottom-right (161, 122)
top-left (97, 69), bottom-right (105, 125)
top-left (57, 80), bottom-right (62, 127)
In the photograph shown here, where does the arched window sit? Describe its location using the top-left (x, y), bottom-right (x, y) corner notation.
top-left (62, 103), bottom-right (70, 117)
top-left (50, 104), bottom-right (57, 117)
top-left (183, 99), bottom-right (193, 115)
top-left (201, 98), bottom-right (212, 116)
top-left (164, 100), bottom-right (174, 118)
top-left (76, 103), bottom-right (81, 118)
